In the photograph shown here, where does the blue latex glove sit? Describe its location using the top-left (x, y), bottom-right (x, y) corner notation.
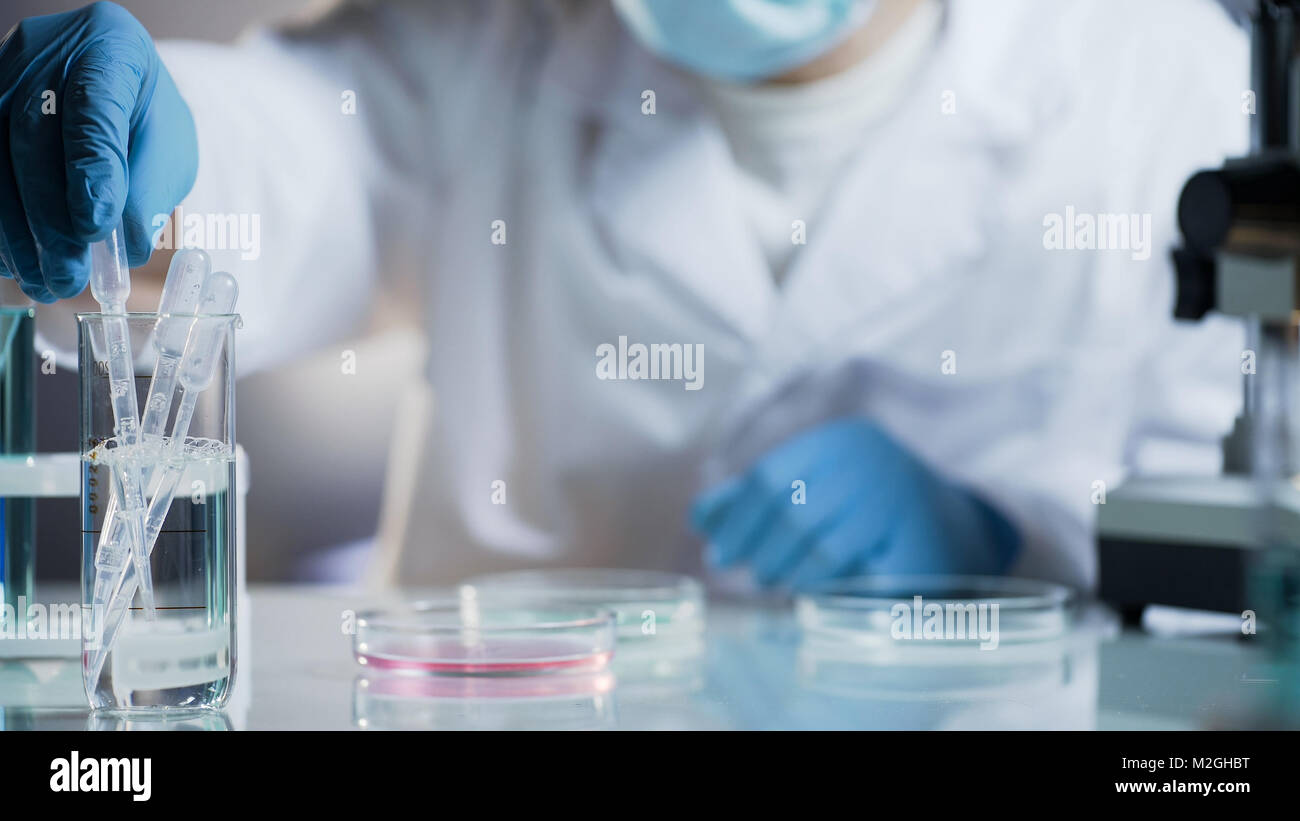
top-left (692, 418), bottom-right (1020, 589)
top-left (0, 2), bottom-right (196, 302)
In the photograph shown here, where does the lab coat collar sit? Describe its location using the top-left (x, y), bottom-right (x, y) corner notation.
top-left (583, 114), bottom-right (776, 342)
top-left (540, 0), bottom-right (1073, 363)
top-left (542, 2), bottom-right (775, 341)
top-left (745, 0), bottom-right (1073, 380)
top-left (708, 0), bottom-right (1077, 420)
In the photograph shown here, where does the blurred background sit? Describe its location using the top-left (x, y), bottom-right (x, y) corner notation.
top-left (11, 0), bottom-right (423, 584)
top-left (0, 0), bottom-right (1263, 594)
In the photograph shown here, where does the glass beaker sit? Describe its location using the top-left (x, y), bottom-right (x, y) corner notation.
top-left (78, 312), bottom-right (238, 712)
top-left (1249, 323), bottom-right (1300, 725)
top-left (0, 305), bottom-right (36, 626)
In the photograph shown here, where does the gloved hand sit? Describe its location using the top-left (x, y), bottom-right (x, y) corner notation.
top-left (692, 418), bottom-right (1020, 589)
top-left (0, 2), bottom-right (196, 302)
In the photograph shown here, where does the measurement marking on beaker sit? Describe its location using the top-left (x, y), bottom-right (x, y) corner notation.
top-left (91, 372), bottom-right (180, 381)
top-left (81, 528), bottom-right (210, 535)
top-left (91, 374), bottom-right (173, 380)
top-left (126, 605), bottom-right (207, 611)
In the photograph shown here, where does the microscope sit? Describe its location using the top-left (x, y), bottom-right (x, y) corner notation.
top-left (1098, 0), bottom-right (1300, 623)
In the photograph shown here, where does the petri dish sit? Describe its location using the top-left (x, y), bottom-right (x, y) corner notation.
top-left (352, 600), bottom-right (616, 676)
top-left (796, 576), bottom-right (1080, 704)
top-left (353, 671), bottom-right (617, 730)
top-left (462, 569), bottom-right (705, 642)
top-left (797, 575), bottom-right (1073, 650)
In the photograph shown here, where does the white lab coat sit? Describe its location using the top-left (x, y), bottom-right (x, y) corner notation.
top-left (157, 0), bottom-right (1249, 589)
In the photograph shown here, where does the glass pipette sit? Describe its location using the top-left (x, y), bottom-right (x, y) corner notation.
top-left (88, 271), bottom-right (239, 689)
top-left (88, 223), bottom-right (155, 621)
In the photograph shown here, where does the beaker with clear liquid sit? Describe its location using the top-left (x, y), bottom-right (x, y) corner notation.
top-left (79, 313), bottom-right (238, 712)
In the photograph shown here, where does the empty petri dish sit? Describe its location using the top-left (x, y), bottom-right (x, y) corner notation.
top-left (462, 569), bottom-right (705, 642)
top-left (797, 575), bottom-right (1073, 650)
top-left (352, 600), bottom-right (616, 676)
top-left (797, 576), bottom-right (1079, 704)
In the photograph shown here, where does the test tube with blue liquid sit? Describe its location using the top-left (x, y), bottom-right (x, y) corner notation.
top-left (0, 303), bottom-right (36, 629)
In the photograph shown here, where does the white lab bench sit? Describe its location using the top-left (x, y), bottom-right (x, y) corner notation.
top-left (0, 585), bottom-right (1284, 730)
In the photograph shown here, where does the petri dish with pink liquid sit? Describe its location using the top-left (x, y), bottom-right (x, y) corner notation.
top-left (352, 600), bottom-right (616, 676)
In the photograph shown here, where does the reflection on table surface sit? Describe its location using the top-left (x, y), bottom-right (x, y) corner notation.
top-left (0, 586), bottom-right (1286, 730)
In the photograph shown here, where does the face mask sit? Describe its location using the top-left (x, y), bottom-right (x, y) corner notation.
top-left (611, 0), bottom-right (876, 83)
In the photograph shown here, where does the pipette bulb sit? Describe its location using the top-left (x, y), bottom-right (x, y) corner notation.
top-left (88, 222), bottom-right (131, 307)
top-left (160, 248), bottom-right (210, 314)
top-left (199, 271), bottom-right (239, 314)
top-left (178, 272), bottom-right (238, 391)
top-left (154, 249), bottom-right (212, 355)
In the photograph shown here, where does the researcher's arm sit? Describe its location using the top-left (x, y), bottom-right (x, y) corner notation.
top-left (161, 0), bottom-right (527, 369)
top-left (3, 1), bottom-right (494, 369)
top-left (152, 5), bottom-right (426, 369)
